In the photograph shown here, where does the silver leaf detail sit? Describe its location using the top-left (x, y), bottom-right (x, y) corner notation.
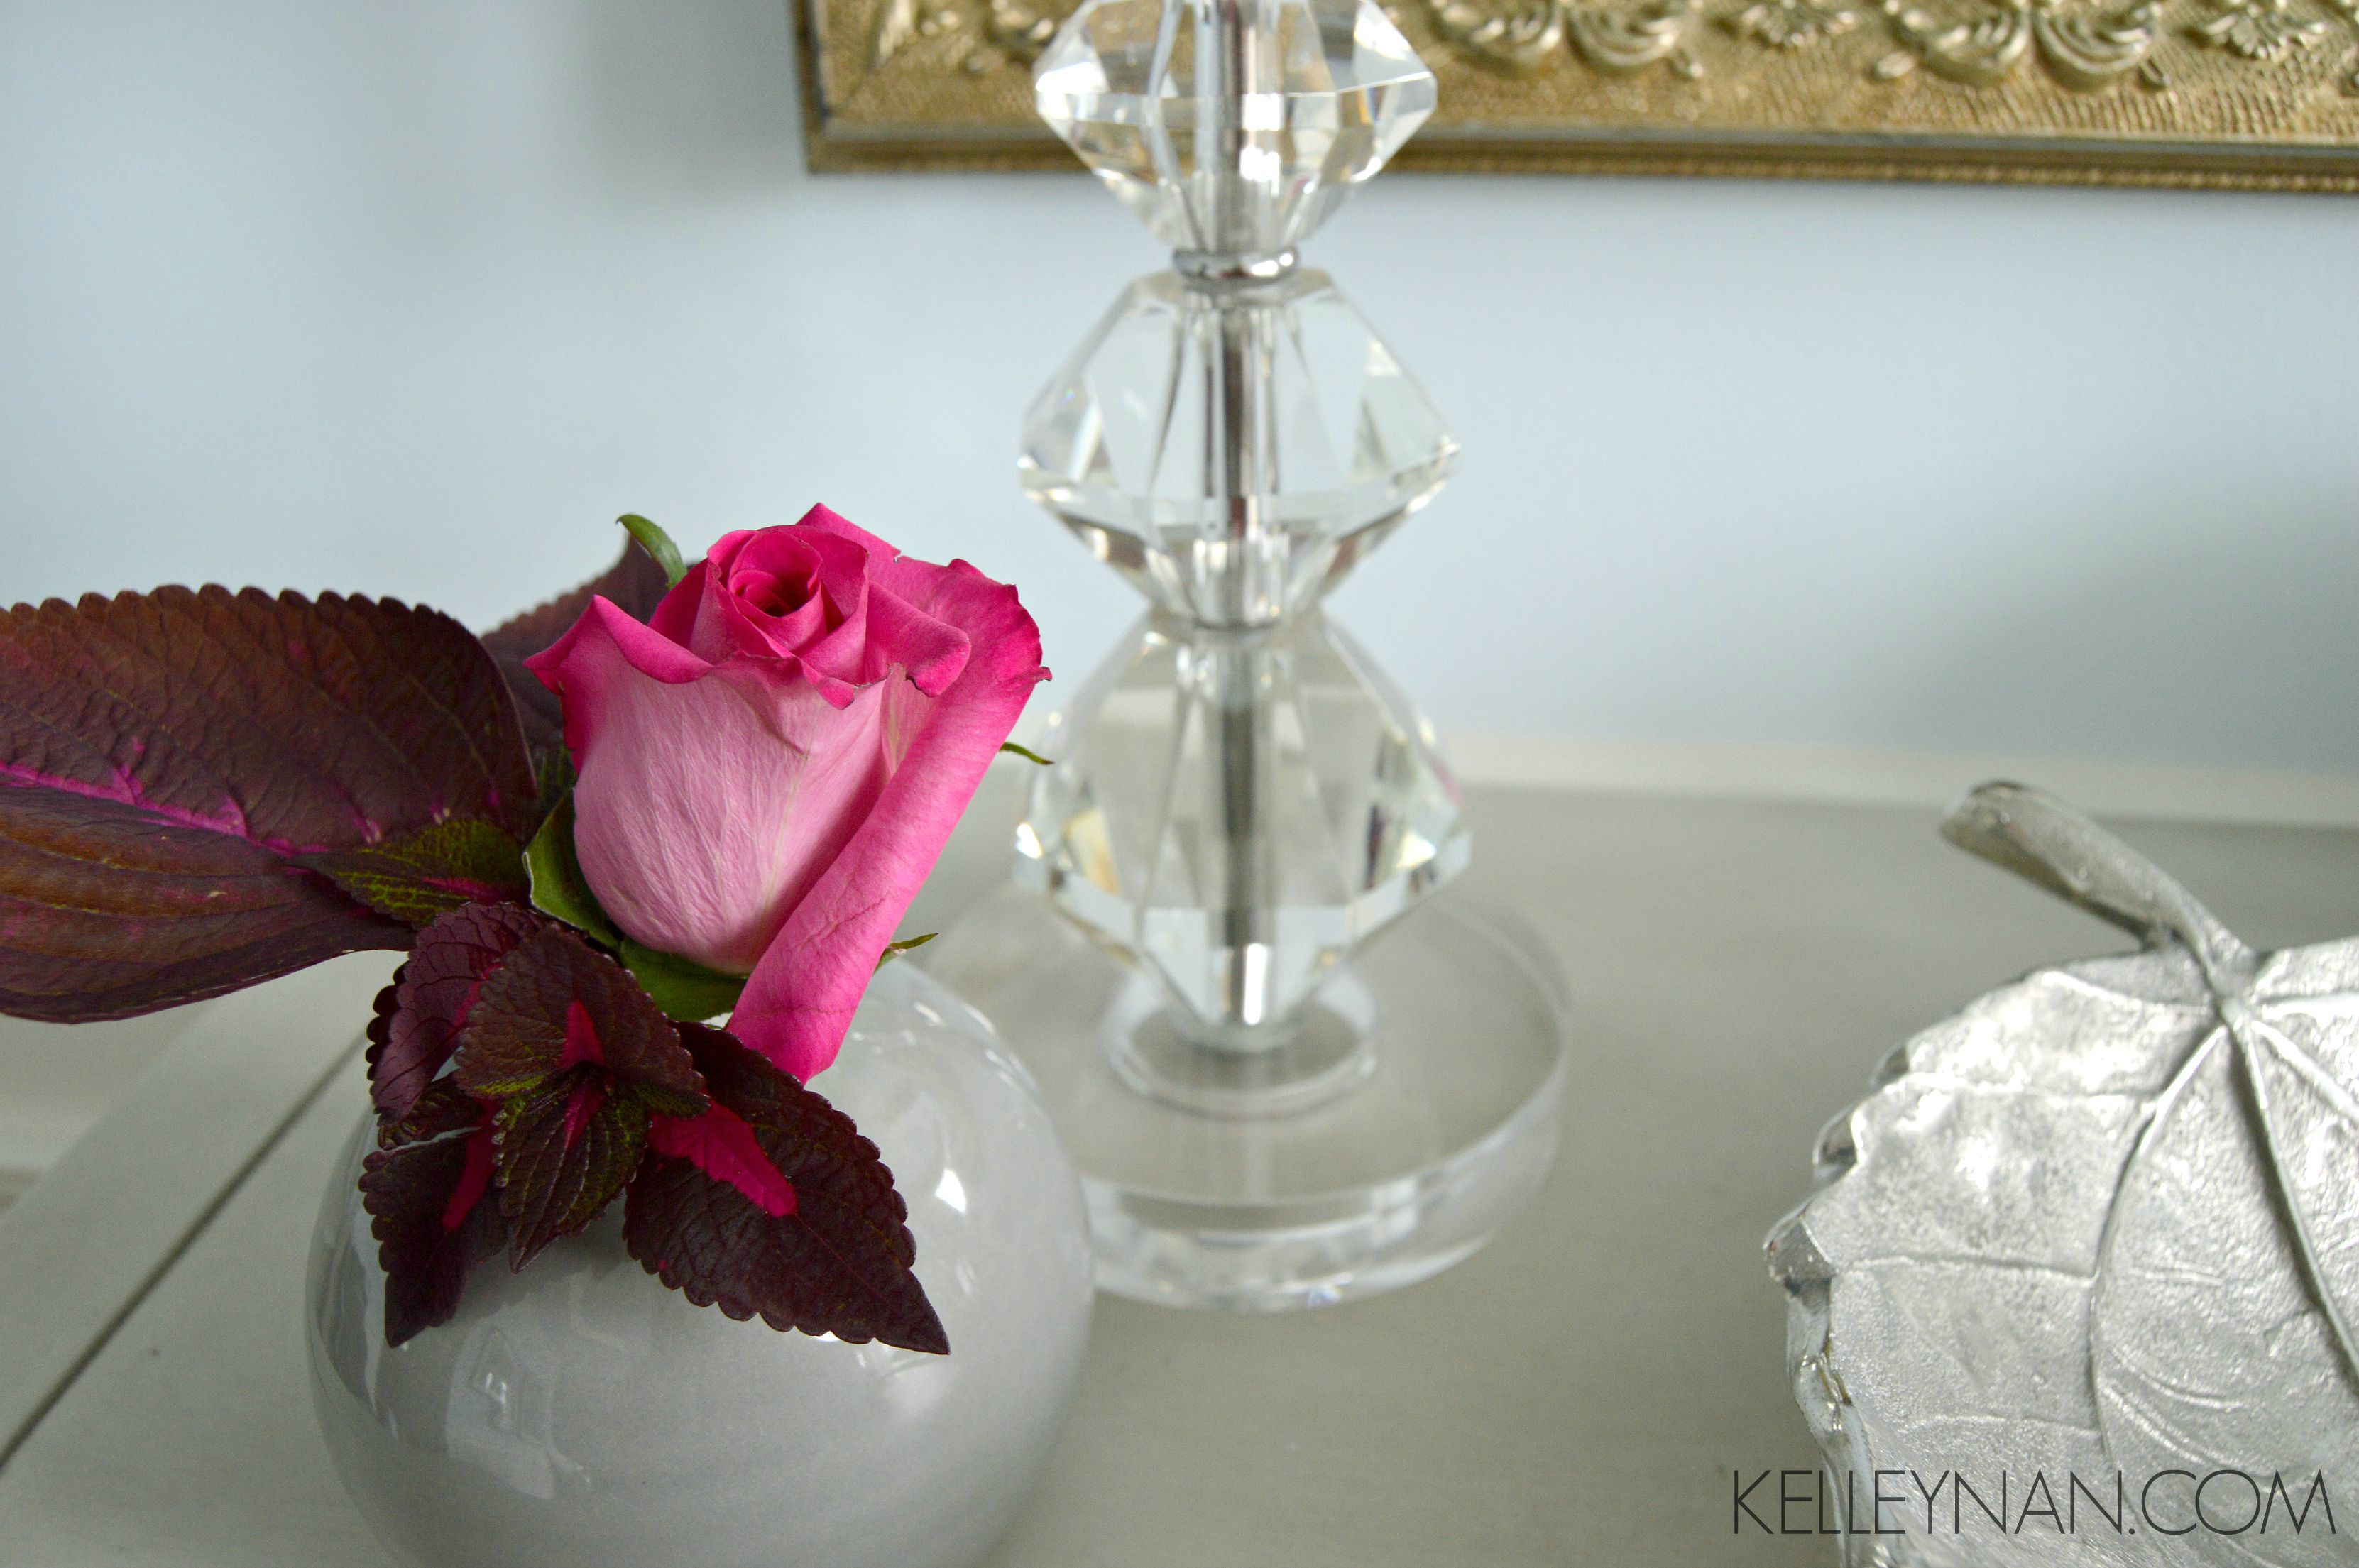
top-left (1768, 782), bottom-right (2359, 1567)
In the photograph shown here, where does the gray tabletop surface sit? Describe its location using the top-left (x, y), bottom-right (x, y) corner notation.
top-left (5, 770), bottom-right (2358, 1567)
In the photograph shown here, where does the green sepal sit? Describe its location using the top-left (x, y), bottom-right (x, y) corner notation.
top-left (302, 818), bottom-right (530, 929)
top-left (998, 742), bottom-right (1053, 767)
top-left (875, 932), bottom-right (936, 970)
top-left (621, 940), bottom-right (746, 1023)
top-left (524, 793), bottom-right (621, 948)
top-left (618, 514), bottom-right (688, 588)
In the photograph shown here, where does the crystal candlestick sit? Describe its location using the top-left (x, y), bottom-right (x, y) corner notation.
top-left (927, 0), bottom-right (1570, 1310)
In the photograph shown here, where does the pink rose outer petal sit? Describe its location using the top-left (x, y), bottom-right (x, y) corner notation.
top-left (530, 601), bottom-right (893, 975)
top-left (732, 541), bottom-right (1048, 1080)
top-left (648, 1106), bottom-right (797, 1217)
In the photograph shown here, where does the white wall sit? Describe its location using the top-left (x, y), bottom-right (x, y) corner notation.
top-left (4, 1), bottom-right (2355, 774)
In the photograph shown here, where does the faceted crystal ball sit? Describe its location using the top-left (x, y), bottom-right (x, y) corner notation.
top-left (1034, 0), bottom-right (1437, 255)
top-left (1020, 266), bottom-right (1457, 625)
top-left (1014, 606), bottom-right (1469, 1034)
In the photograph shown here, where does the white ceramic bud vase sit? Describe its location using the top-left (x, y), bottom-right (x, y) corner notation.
top-left (305, 960), bottom-right (1093, 1568)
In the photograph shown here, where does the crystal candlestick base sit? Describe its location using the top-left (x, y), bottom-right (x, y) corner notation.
top-left (939, 0), bottom-right (1570, 1309)
top-left (926, 889), bottom-right (1568, 1310)
top-left (931, 603), bottom-right (1570, 1309)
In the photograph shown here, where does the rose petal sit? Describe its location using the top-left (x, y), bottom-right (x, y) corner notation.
top-left (705, 532), bottom-right (828, 664)
top-left (791, 502), bottom-right (894, 559)
top-left (552, 619), bottom-right (893, 972)
top-left (865, 581), bottom-right (970, 696)
top-left (773, 529), bottom-right (880, 684)
top-left (665, 527), bottom-right (882, 686)
top-left (792, 503), bottom-right (970, 696)
top-left (646, 559), bottom-right (707, 648)
top-left (525, 594), bottom-right (710, 768)
top-left (731, 553), bottom-right (1046, 1079)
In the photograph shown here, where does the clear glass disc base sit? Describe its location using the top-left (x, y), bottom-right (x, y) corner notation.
top-left (924, 884), bottom-right (1572, 1311)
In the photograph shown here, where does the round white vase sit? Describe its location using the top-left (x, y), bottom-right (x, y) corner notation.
top-left (305, 960), bottom-right (1094, 1568)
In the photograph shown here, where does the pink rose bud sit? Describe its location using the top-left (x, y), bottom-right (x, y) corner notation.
top-left (525, 505), bottom-right (1046, 1080)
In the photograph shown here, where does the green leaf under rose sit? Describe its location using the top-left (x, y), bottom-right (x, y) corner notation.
top-left (620, 940), bottom-right (748, 1024)
top-left (524, 784), bottom-right (622, 948)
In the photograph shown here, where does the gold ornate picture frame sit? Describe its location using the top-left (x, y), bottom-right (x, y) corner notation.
top-left (795, 0), bottom-right (2359, 187)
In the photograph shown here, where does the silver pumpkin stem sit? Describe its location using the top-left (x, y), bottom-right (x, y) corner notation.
top-left (1940, 781), bottom-right (2252, 982)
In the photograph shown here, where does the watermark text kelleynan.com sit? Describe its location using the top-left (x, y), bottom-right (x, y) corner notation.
top-left (1734, 1467), bottom-right (2338, 1540)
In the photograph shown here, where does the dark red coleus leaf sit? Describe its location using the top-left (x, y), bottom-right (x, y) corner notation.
top-left (361, 1079), bottom-right (506, 1347)
top-left (646, 1103), bottom-right (797, 1216)
top-left (373, 1072), bottom-right (489, 1148)
top-left (366, 901), bottom-right (551, 1119)
top-left (623, 1026), bottom-right (948, 1355)
top-left (450, 924), bottom-right (708, 1268)
top-left (0, 786), bottom-right (410, 1024)
top-left (480, 537), bottom-right (670, 772)
top-left (0, 587), bottom-right (537, 1021)
top-left (492, 1074), bottom-right (651, 1269)
top-left (452, 925), bottom-right (708, 1106)
top-left (302, 817), bottom-right (531, 930)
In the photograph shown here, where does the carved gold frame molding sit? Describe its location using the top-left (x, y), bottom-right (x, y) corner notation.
top-left (796, 0), bottom-right (2359, 187)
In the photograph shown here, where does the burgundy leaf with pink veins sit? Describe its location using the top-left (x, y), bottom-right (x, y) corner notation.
top-left (623, 1024), bottom-right (947, 1355)
top-left (361, 1079), bottom-right (506, 1347)
top-left (366, 901), bottom-right (550, 1119)
top-left (0, 587), bottom-right (537, 1019)
top-left (449, 924), bottom-right (708, 1267)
